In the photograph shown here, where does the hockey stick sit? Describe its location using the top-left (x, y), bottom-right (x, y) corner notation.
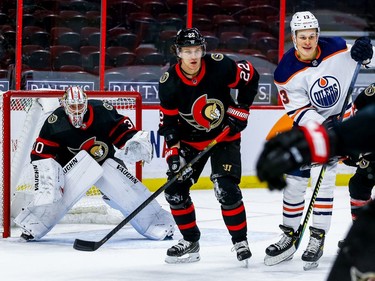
top-left (294, 62), bottom-right (361, 249)
top-left (73, 126), bottom-right (231, 251)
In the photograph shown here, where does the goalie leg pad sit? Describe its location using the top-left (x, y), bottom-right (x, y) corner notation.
top-left (97, 158), bottom-right (175, 240)
top-left (13, 151), bottom-right (103, 240)
top-left (31, 158), bottom-right (65, 207)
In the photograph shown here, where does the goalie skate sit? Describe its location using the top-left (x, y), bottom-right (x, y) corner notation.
top-left (165, 239), bottom-right (200, 264)
top-left (264, 225), bottom-right (297, 266)
top-left (302, 226), bottom-right (325, 271)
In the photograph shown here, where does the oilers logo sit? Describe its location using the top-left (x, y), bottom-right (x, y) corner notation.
top-left (180, 94), bottom-right (224, 131)
top-left (310, 76), bottom-right (340, 108)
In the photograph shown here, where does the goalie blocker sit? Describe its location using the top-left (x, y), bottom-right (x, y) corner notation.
top-left (13, 151), bottom-right (175, 241)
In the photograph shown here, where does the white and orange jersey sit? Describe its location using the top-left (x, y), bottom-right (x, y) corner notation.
top-left (274, 37), bottom-right (375, 126)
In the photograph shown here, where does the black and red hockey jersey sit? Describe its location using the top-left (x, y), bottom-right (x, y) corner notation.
top-left (158, 53), bottom-right (259, 150)
top-left (30, 99), bottom-right (137, 166)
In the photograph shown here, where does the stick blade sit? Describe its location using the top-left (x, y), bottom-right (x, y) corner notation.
top-left (73, 238), bottom-right (101, 251)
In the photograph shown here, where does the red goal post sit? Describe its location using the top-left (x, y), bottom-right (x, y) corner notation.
top-left (0, 90), bottom-right (142, 238)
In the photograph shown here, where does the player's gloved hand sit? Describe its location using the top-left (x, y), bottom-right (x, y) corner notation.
top-left (165, 147), bottom-right (193, 182)
top-left (342, 155), bottom-right (359, 167)
top-left (256, 121), bottom-right (330, 190)
top-left (351, 36), bottom-right (373, 65)
top-left (225, 104), bottom-right (250, 135)
top-left (121, 130), bottom-right (153, 164)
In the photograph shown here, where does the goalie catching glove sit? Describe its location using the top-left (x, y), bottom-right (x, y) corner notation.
top-left (165, 147), bottom-right (193, 182)
top-left (256, 121), bottom-right (332, 190)
top-left (118, 130), bottom-right (153, 164)
top-left (225, 104), bottom-right (250, 135)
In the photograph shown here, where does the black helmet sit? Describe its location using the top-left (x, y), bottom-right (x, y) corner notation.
top-left (175, 28), bottom-right (206, 48)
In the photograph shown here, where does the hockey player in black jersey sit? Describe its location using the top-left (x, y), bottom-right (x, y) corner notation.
top-left (12, 86), bottom-right (175, 242)
top-left (158, 27), bottom-right (259, 265)
top-left (337, 83), bottom-right (375, 251)
top-left (255, 103), bottom-right (375, 280)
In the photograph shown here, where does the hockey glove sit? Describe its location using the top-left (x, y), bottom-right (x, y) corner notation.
top-left (351, 36), bottom-right (373, 65)
top-left (226, 104), bottom-right (250, 135)
top-left (256, 121), bottom-right (330, 190)
top-left (165, 147), bottom-right (193, 182)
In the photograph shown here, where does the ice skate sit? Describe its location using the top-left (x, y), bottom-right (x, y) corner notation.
top-left (20, 230), bottom-right (34, 242)
top-left (232, 240), bottom-right (252, 267)
top-left (264, 225), bottom-right (297, 266)
top-left (302, 226), bottom-right (325, 270)
top-left (165, 239), bottom-right (200, 264)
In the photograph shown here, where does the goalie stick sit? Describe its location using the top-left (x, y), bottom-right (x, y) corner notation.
top-left (73, 126), bottom-right (231, 251)
top-left (294, 62), bottom-right (362, 250)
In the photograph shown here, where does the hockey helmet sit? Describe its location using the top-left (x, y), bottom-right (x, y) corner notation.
top-left (174, 28), bottom-right (206, 57)
top-left (175, 28), bottom-right (205, 48)
top-left (290, 11), bottom-right (320, 35)
top-left (62, 86), bottom-right (88, 128)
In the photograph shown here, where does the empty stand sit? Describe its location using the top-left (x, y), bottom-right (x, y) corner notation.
top-left (219, 31), bottom-right (248, 51)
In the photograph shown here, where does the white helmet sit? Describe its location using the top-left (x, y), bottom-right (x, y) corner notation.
top-left (62, 86), bottom-right (88, 128)
top-left (290, 11), bottom-right (320, 36)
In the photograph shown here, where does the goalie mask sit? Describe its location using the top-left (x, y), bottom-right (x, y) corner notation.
top-left (290, 11), bottom-right (320, 50)
top-left (62, 86), bottom-right (88, 128)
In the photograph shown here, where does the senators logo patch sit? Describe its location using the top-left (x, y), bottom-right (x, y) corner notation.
top-left (68, 137), bottom-right (109, 162)
top-left (180, 95), bottom-right (224, 131)
top-left (211, 53), bottom-right (224, 61)
top-left (47, 114), bottom-right (58, 123)
top-left (160, 72), bottom-right (169, 83)
top-left (103, 102), bottom-right (113, 110)
top-left (365, 83), bottom-right (375, 96)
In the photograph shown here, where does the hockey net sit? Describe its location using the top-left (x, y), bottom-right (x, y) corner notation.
top-left (0, 90), bottom-right (142, 238)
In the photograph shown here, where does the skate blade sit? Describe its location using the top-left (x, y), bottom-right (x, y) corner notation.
top-left (165, 253), bottom-right (200, 264)
top-left (303, 261), bottom-right (319, 271)
top-left (264, 246), bottom-right (295, 266)
top-left (241, 258), bottom-right (249, 268)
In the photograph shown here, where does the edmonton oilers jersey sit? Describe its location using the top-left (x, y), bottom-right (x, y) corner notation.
top-left (274, 37), bottom-right (359, 126)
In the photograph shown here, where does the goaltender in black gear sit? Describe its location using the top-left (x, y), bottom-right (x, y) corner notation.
top-left (158, 27), bottom-right (259, 264)
top-left (12, 86), bottom-right (175, 242)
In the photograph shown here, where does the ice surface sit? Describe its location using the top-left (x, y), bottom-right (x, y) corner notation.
top-left (0, 187), bottom-right (353, 281)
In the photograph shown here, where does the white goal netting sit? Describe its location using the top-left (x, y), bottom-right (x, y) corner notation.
top-left (0, 90), bottom-right (142, 238)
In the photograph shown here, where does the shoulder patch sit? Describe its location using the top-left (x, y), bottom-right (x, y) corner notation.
top-left (365, 83), bottom-right (375, 96)
top-left (211, 53), bottom-right (224, 61)
top-left (103, 102), bottom-right (113, 110)
top-left (160, 72), bottom-right (169, 83)
top-left (47, 113), bottom-right (58, 124)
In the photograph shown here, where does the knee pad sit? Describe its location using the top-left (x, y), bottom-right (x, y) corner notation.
top-left (213, 176), bottom-right (242, 205)
top-left (164, 180), bottom-right (192, 205)
top-left (168, 196), bottom-right (193, 210)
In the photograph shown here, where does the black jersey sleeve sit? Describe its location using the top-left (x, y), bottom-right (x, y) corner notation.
top-left (221, 55), bottom-right (259, 107)
top-left (158, 69), bottom-right (180, 147)
top-left (94, 101), bottom-right (138, 149)
top-left (354, 83), bottom-right (375, 111)
top-left (233, 60), bottom-right (259, 107)
top-left (331, 104), bottom-right (375, 156)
